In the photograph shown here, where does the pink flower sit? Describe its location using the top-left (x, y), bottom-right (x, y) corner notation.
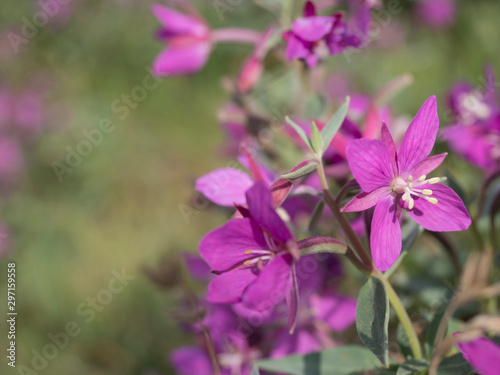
top-left (343, 96), bottom-right (471, 270)
top-left (199, 182), bottom-right (300, 330)
top-left (282, 1), bottom-right (360, 67)
top-left (416, 0), bottom-right (456, 29)
top-left (151, 4), bottom-right (211, 76)
top-left (454, 334), bottom-right (500, 375)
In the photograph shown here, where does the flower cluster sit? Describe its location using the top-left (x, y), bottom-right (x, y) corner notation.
top-left (147, 2), bottom-right (500, 375)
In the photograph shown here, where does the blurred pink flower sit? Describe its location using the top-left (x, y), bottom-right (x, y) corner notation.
top-left (151, 4), bottom-right (211, 75)
top-left (416, 0), bottom-right (456, 29)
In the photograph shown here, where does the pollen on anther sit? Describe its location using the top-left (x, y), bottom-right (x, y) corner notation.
top-left (418, 175), bottom-right (426, 182)
top-left (422, 189), bottom-right (433, 196)
top-left (402, 193), bottom-right (408, 201)
top-left (408, 175), bottom-right (413, 182)
top-left (243, 260), bottom-right (252, 265)
top-left (429, 177), bottom-right (440, 184)
top-left (428, 197), bottom-right (438, 204)
top-left (408, 198), bottom-right (415, 210)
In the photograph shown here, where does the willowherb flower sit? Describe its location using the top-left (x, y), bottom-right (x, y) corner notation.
top-left (170, 304), bottom-right (260, 375)
top-left (151, 4), bottom-right (212, 75)
top-left (343, 96), bottom-right (471, 271)
top-left (441, 66), bottom-right (500, 172)
top-left (199, 182), bottom-right (300, 330)
top-left (282, 1), bottom-right (360, 67)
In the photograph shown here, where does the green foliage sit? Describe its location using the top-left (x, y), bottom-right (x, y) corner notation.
top-left (356, 275), bottom-right (390, 367)
top-left (252, 346), bottom-right (381, 375)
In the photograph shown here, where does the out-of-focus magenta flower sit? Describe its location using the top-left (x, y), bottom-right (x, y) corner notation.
top-left (454, 334), bottom-right (500, 375)
top-left (416, 0), bottom-right (456, 29)
top-left (282, 1), bottom-right (360, 67)
top-left (343, 96), bottom-right (471, 270)
top-left (170, 304), bottom-right (260, 375)
top-left (199, 182), bottom-right (300, 330)
top-left (151, 4), bottom-right (211, 75)
top-left (441, 66), bottom-right (500, 172)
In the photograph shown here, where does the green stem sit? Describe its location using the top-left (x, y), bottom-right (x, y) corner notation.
top-left (375, 269), bottom-right (423, 359)
top-left (316, 162), bottom-right (423, 360)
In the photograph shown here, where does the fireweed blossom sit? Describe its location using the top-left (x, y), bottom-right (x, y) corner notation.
top-left (343, 96), bottom-right (471, 270)
top-left (151, 4), bottom-right (261, 75)
top-left (199, 182), bottom-right (300, 330)
top-left (454, 333), bottom-right (500, 375)
top-left (170, 304), bottom-right (260, 375)
top-left (282, 1), bottom-right (360, 67)
top-left (441, 66), bottom-right (500, 172)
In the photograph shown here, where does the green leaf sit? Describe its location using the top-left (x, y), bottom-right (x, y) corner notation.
top-left (437, 353), bottom-right (474, 375)
top-left (296, 236), bottom-right (347, 256)
top-left (311, 122), bottom-right (324, 155)
top-left (281, 160), bottom-right (319, 180)
top-left (251, 366), bottom-right (260, 375)
top-left (320, 96), bottom-right (350, 152)
top-left (254, 345), bottom-right (381, 375)
top-left (396, 359), bottom-right (429, 375)
top-left (285, 116), bottom-right (313, 151)
top-left (356, 275), bottom-right (390, 367)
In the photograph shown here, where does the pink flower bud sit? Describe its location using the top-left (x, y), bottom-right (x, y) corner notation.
top-left (237, 56), bottom-right (263, 94)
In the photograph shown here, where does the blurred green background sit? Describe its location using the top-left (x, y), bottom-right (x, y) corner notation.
top-left (0, 0), bottom-right (499, 374)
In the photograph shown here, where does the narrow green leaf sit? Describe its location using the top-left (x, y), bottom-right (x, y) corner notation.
top-left (356, 275), bottom-right (390, 367)
top-left (281, 160), bottom-right (319, 180)
top-left (285, 116), bottom-right (313, 151)
top-left (396, 359), bottom-right (428, 375)
top-left (251, 365), bottom-right (260, 375)
top-left (311, 122), bottom-right (324, 154)
top-left (320, 96), bottom-right (350, 152)
top-left (296, 236), bottom-right (347, 256)
top-left (254, 345), bottom-right (381, 375)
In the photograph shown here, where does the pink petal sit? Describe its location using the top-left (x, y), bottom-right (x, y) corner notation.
top-left (371, 195), bottom-right (402, 271)
top-left (199, 218), bottom-right (266, 271)
top-left (151, 4), bottom-right (208, 38)
top-left (169, 346), bottom-right (212, 375)
top-left (243, 254), bottom-right (293, 312)
top-left (246, 182), bottom-right (293, 243)
top-left (152, 42), bottom-right (211, 76)
top-left (303, 1), bottom-right (316, 17)
top-left (292, 16), bottom-right (334, 42)
top-left (271, 328), bottom-right (321, 358)
top-left (207, 270), bottom-right (257, 304)
top-left (406, 183), bottom-right (471, 232)
top-left (284, 33), bottom-right (311, 60)
top-left (196, 168), bottom-right (253, 206)
top-left (346, 138), bottom-right (393, 192)
top-left (407, 153), bottom-right (447, 180)
top-left (381, 123), bottom-right (398, 176)
top-left (311, 293), bottom-right (357, 331)
top-left (342, 186), bottom-right (391, 212)
top-left (398, 96), bottom-right (439, 173)
top-left (456, 336), bottom-right (500, 375)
